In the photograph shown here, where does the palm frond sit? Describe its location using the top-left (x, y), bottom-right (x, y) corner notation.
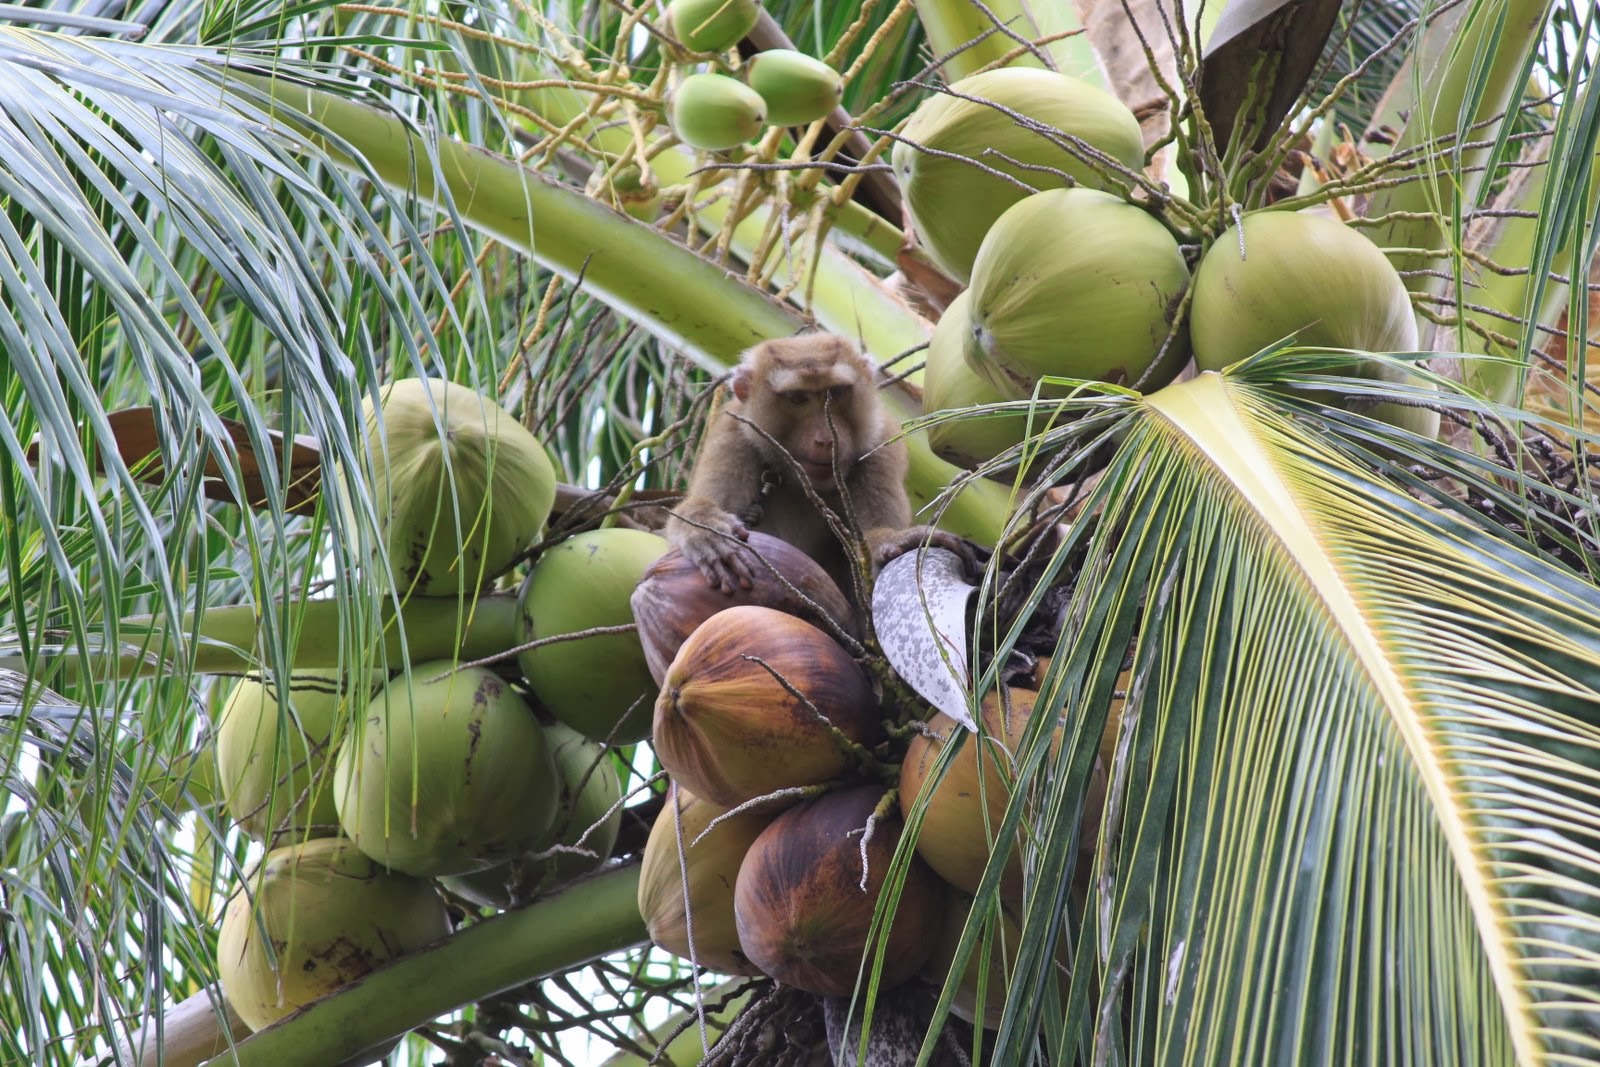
top-left (961, 356), bottom-right (1600, 1064)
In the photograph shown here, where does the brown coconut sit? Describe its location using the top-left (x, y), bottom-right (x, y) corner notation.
top-left (733, 785), bottom-right (944, 996)
top-left (898, 688), bottom-right (1043, 898)
top-left (631, 531), bottom-right (859, 685)
top-left (653, 605), bottom-right (880, 808)
top-left (637, 786), bottom-right (777, 976)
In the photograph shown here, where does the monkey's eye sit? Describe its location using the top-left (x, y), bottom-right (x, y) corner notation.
top-left (826, 384), bottom-right (853, 400)
top-left (779, 391), bottom-right (809, 407)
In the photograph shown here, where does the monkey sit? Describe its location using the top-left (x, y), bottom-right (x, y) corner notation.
top-left (667, 333), bottom-right (968, 597)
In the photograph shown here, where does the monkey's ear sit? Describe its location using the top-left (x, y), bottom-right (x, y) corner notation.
top-left (731, 362), bottom-right (755, 402)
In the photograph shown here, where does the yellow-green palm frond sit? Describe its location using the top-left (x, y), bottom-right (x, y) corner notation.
top-left (973, 358), bottom-right (1600, 1066)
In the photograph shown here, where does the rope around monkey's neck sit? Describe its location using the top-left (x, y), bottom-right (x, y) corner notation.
top-left (738, 465), bottom-right (783, 527)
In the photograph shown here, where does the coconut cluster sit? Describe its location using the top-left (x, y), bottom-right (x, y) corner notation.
top-left (212, 378), bottom-right (646, 1033)
top-left (657, 1), bottom-right (844, 152)
top-left (628, 538), bottom-right (1108, 1014)
top-left (897, 70), bottom-right (1432, 472)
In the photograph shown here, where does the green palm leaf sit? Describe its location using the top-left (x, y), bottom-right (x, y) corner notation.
top-left (973, 358), bottom-right (1600, 1064)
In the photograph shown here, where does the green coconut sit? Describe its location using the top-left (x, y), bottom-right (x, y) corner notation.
top-left (518, 528), bottom-right (669, 744)
top-left (585, 163), bottom-right (660, 222)
top-left (924, 290), bottom-right (1046, 469)
top-left (965, 188), bottom-right (1190, 399)
top-left (892, 68), bottom-right (1146, 284)
top-left (670, 73), bottom-right (767, 152)
top-left (1190, 210), bottom-right (1437, 437)
top-left (746, 50), bottom-right (843, 126)
top-left (668, 0), bottom-right (760, 53)
top-left (217, 837), bottom-right (449, 1032)
top-left (333, 663), bottom-right (559, 877)
top-left (355, 377), bottom-right (557, 596)
top-left (215, 669), bottom-right (382, 843)
top-left (440, 720), bottom-right (624, 907)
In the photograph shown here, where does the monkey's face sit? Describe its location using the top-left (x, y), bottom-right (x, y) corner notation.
top-left (772, 383), bottom-right (859, 486)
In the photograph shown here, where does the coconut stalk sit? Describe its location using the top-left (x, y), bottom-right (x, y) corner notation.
top-left (911, 0), bottom-right (1103, 87)
top-left (194, 863), bottom-right (646, 1067)
top-left (1361, 0), bottom-right (1551, 293)
top-left (595, 978), bottom-right (757, 1067)
top-left (227, 70), bottom-right (1011, 546)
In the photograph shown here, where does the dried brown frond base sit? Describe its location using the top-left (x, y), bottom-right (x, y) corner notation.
top-left (703, 982), bottom-right (978, 1066)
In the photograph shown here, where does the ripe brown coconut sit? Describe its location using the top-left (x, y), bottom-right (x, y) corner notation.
top-left (898, 688), bottom-right (1044, 898)
top-left (733, 785), bottom-right (944, 996)
top-left (631, 531), bottom-right (859, 685)
top-left (637, 786), bottom-right (777, 976)
top-left (653, 605), bottom-right (880, 808)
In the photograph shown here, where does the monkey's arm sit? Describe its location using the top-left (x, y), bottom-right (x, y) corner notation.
top-left (666, 411), bottom-right (765, 594)
top-left (848, 436), bottom-right (979, 574)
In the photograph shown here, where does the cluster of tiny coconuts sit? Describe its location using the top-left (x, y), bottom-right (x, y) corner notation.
top-left (630, 535), bottom-right (1076, 1022)
top-left (664, 0), bottom-right (844, 151)
top-left (215, 378), bottom-right (643, 1032)
top-left (902, 68), bottom-right (1437, 471)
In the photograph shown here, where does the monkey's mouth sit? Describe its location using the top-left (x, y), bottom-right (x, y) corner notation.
top-left (798, 460), bottom-right (836, 484)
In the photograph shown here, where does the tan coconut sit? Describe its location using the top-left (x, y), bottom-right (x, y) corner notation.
top-left (638, 786), bottom-right (776, 975)
top-left (630, 530), bottom-right (858, 685)
top-left (898, 689), bottom-right (1044, 898)
top-left (333, 663), bottom-right (559, 877)
top-left (653, 605), bottom-right (880, 808)
top-left (892, 68), bottom-right (1145, 283)
top-left (217, 837), bottom-right (449, 1031)
top-left (965, 188), bottom-right (1191, 401)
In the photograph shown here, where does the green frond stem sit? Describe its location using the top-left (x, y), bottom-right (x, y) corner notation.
top-left (911, 0), bottom-right (1102, 87)
top-left (93, 593), bottom-right (524, 681)
top-left (195, 863), bottom-right (646, 1067)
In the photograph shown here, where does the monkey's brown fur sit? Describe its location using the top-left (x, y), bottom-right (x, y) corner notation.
top-left (668, 334), bottom-right (944, 597)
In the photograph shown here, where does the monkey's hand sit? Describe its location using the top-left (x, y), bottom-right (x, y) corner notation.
top-left (867, 525), bottom-right (980, 577)
top-left (667, 500), bottom-right (757, 595)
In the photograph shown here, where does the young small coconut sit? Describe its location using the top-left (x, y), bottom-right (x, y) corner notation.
top-left (333, 663), bottom-right (559, 877)
top-left (652, 605), bottom-right (879, 808)
top-left (440, 720), bottom-right (624, 907)
top-left (215, 668), bottom-right (382, 843)
top-left (352, 378), bottom-right (557, 596)
top-left (965, 188), bottom-right (1191, 400)
top-left (746, 50), bottom-right (843, 126)
top-left (217, 837), bottom-right (449, 1031)
top-left (519, 528), bottom-right (669, 744)
top-left (638, 785), bottom-right (777, 976)
top-left (923, 290), bottom-right (1045, 470)
top-left (892, 68), bottom-right (1145, 283)
top-left (667, 0), bottom-right (760, 53)
top-left (733, 785), bottom-right (944, 996)
top-left (670, 73), bottom-right (767, 152)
